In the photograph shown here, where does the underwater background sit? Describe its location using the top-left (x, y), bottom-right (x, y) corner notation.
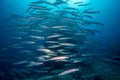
top-left (0, 0), bottom-right (120, 80)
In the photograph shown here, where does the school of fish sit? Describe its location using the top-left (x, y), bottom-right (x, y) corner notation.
top-left (0, 0), bottom-right (120, 80)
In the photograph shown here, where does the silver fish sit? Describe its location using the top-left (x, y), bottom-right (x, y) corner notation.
top-left (21, 41), bottom-right (36, 44)
top-left (26, 61), bottom-right (43, 67)
top-left (54, 0), bottom-right (67, 5)
top-left (74, 1), bottom-right (83, 4)
top-left (64, 7), bottom-right (78, 11)
top-left (13, 60), bottom-right (27, 65)
top-left (47, 34), bottom-right (63, 39)
top-left (29, 35), bottom-right (45, 40)
top-left (59, 43), bottom-right (76, 47)
top-left (49, 56), bottom-right (68, 61)
top-left (46, 41), bottom-right (59, 44)
top-left (37, 75), bottom-right (55, 80)
top-left (57, 49), bottom-right (70, 55)
top-left (58, 68), bottom-right (80, 76)
top-left (37, 48), bottom-right (55, 54)
top-left (77, 3), bottom-right (91, 6)
top-left (58, 37), bottom-right (73, 40)
top-left (48, 45), bottom-right (62, 49)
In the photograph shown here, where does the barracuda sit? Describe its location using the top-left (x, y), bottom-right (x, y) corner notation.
top-left (1, 0), bottom-right (107, 80)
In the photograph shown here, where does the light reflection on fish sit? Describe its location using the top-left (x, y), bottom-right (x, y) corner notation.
top-left (58, 68), bottom-right (80, 76)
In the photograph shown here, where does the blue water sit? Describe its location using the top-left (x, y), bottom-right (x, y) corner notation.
top-left (1, 0), bottom-right (120, 50)
top-left (0, 0), bottom-right (120, 80)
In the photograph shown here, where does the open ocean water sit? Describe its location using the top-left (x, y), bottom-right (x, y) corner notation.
top-left (0, 0), bottom-right (120, 80)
